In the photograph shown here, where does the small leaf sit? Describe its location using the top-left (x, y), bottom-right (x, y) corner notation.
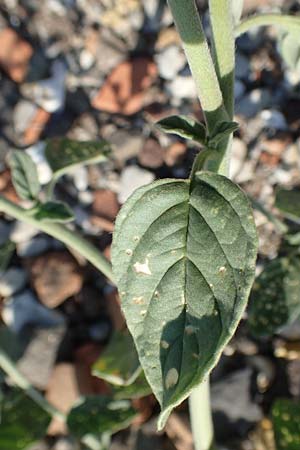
top-left (275, 188), bottom-right (300, 223)
top-left (29, 201), bottom-right (74, 223)
top-left (45, 138), bottom-right (111, 180)
top-left (0, 241), bottom-right (15, 272)
top-left (156, 115), bottom-right (207, 144)
top-left (112, 371), bottom-right (152, 400)
top-left (9, 152), bottom-right (40, 201)
top-left (248, 256), bottom-right (300, 337)
top-left (67, 396), bottom-right (137, 438)
top-left (92, 329), bottom-right (141, 386)
top-left (278, 30), bottom-right (300, 71)
top-left (272, 399), bottom-right (300, 450)
top-left (209, 121), bottom-right (239, 147)
top-left (112, 172), bottom-right (258, 428)
top-left (0, 388), bottom-right (50, 450)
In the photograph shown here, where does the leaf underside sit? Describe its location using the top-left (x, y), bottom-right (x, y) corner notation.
top-left (9, 152), bottom-right (40, 201)
top-left (272, 399), bottom-right (300, 450)
top-left (248, 257), bottom-right (300, 337)
top-left (112, 172), bottom-right (258, 428)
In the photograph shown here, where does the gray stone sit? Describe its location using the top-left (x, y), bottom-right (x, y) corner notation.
top-left (155, 45), bottom-right (186, 80)
top-left (0, 220), bottom-right (11, 246)
top-left (10, 221), bottom-right (39, 244)
top-left (167, 75), bottom-right (197, 101)
top-left (0, 267), bottom-right (27, 297)
top-left (118, 165), bottom-right (155, 204)
top-left (26, 142), bottom-right (53, 185)
top-left (235, 52), bottom-right (250, 79)
top-left (17, 236), bottom-right (52, 258)
top-left (17, 326), bottom-right (66, 389)
top-left (236, 89), bottom-right (272, 118)
top-left (260, 109), bottom-right (288, 131)
top-left (230, 138), bottom-right (248, 180)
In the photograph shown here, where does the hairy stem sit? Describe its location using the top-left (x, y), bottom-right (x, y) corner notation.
top-left (236, 13), bottom-right (300, 36)
top-left (0, 349), bottom-right (66, 421)
top-left (167, 0), bottom-right (228, 133)
top-left (209, 0), bottom-right (235, 118)
top-left (0, 195), bottom-right (114, 283)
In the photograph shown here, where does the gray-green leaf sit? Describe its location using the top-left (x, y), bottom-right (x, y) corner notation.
top-left (112, 172), bottom-right (258, 428)
top-left (9, 152), bottom-right (40, 201)
top-left (272, 399), bottom-right (300, 450)
top-left (248, 256), bottom-right (300, 337)
top-left (275, 188), bottom-right (300, 223)
top-left (29, 201), bottom-right (74, 223)
top-left (92, 329), bottom-right (141, 386)
top-left (67, 396), bottom-right (137, 438)
top-left (156, 115), bottom-right (207, 144)
top-left (209, 121), bottom-right (239, 147)
top-left (45, 138), bottom-right (111, 180)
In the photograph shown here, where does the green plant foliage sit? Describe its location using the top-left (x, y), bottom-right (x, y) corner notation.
top-left (9, 152), bottom-right (40, 202)
top-left (29, 201), bottom-right (74, 223)
top-left (248, 257), bottom-right (300, 337)
top-left (278, 30), bottom-right (300, 72)
top-left (45, 138), bottom-right (111, 180)
top-left (156, 115), bottom-right (207, 144)
top-left (272, 399), bottom-right (300, 450)
top-left (93, 329), bottom-right (141, 386)
top-left (112, 371), bottom-right (152, 400)
top-left (209, 121), bottom-right (239, 147)
top-left (275, 188), bottom-right (300, 222)
top-left (112, 171), bottom-right (258, 428)
top-left (67, 396), bottom-right (137, 438)
top-left (0, 326), bottom-right (23, 364)
top-left (0, 241), bottom-right (15, 272)
top-left (0, 388), bottom-right (50, 450)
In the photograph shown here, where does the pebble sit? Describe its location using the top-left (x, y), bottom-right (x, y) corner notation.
top-left (21, 60), bottom-right (67, 113)
top-left (260, 109), bottom-right (288, 131)
top-left (235, 52), bottom-right (251, 80)
top-left (236, 89), bottom-right (272, 118)
top-left (0, 28), bottom-right (33, 83)
top-left (2, 290), bottom-right (64, 334)
top-left (26, 141), bottom-right (53, 185)
top-left (17, 236), bottom-right (52, 258)
top-left (118, 165), bottom-right (155, 204)
top-left (155, 45), bottom-right (186, 80)
top-left (234, 79), bottom-right (246, 101)
top-left (0, 267), bottom-right (27, 297)
top-left (167, 75), bottom-right (197, 101)
top-left (92, 189), bottom-right (119, 221)
top-left (138, 138), bottom-right (165, 169)
top-left (10, 221), bottom-right (39, 244)
top-left (230, 138), bottom-right (248, 180)
top-left (0, 220), bottom-right (11, 246)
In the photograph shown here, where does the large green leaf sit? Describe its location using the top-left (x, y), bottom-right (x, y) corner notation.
top-left (248, 256), bottom-right (300, 337)
top-left (272, 399), bottom-right (300, 450)
top-left (45, 138), bottom-right (111, 180)
top-left (156, 115), bottom-right (207, 144)
top-left (275, 188), bottom-right (300, 222)
top-left (9, 152), bottom-right (40, 201)
top-left (111, 371), bottom-right (152, 400)
top-left (112, 171), bottom-right (258, 428)
top-left (67, 396), bottom-right (137, 438)
top-left (0, 388), bottom-right (50, 450)
top-left (92, 329), bottom-right (141, 386)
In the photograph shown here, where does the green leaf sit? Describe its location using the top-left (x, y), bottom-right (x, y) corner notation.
top-left (9, 152), bottom-right (40, 201)
top-left (92, 329), bottom-right (141, 386)
top-left (278, 30), bottom-right (300, 71)
top-left (112, 371), bottom-right (152, 400)
top-left (275, 188), bottom-right (300, 222)
top-left (67, 396), bottom-right (137, 438)
top-left (29, 201), bottom-right (74, 223)
top-left (209, 121), bottom-right (239, 147)
top-left (0, 388), bottom-right (50, 450)
top-left (272, 399), bottom-right (300, 450)
top-left (248, 256), bottom-right (300, 337)
top-left (232, 0), bottom-right (244, 26)
top-left (0, 241), bottom-right (15, 272)
top-left (156, 115), bottom-right (207, 144)
top-left (45, 138), bottom-right (111, 180)
top-left (111, 171), bottom-right (258, 428)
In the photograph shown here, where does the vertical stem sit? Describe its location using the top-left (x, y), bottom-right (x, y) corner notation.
top-left (0, 349), bottom-right (66, 421)
top-left (189, 379), bottom-right (216, 450)
top-left (209, 0), bottom-right (235, 118)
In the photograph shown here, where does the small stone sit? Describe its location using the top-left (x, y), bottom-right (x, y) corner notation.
top-left (26, 142), bottom-right (53, 185)
top-left (0, 28), bottom-right (33, 83)
top-left (230, 138), bottom-right (248, 180)
top-left (260, 109), bottom-right (288, 131)
top-left (28, 251), bottom-right (83, 308)
top-left (23, 108), bottom-right (51, 146)
top-left (17, 236), bottom-right (52, 258)
top-left (167, 75), bottom-right (197, 101)
top-left (164, 142), bottom-right (187, 167)
top-left (0, 267), bottom-right (27, 297)
top-left (155, 45), bottom-right (186, 80)
top-left (2, 290), bottom-right (64, 334)
top-left (138, 138), bottom-right (165, 169)
top-left (235, 52), bottom-right (250, 80)
top-left (236, 89), bottom-right (272, 118)
top-left (10, 221), bottom-right (39, 244)
top-left (92, 189), bottom-right (119, 221)
top-left (0, 220), bottom-right (11, 246)
top-left (118, 165), bottom-right (155, 204)
top-left (92, 58), bottom-right (158, 115)
top-left (106, 129), bottom-right (144, 167)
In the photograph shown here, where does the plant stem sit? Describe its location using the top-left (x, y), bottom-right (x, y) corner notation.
top-left (236, 13), bottom-right (300, 36)
top-left (189, 379), bottom-right (216, 450)
top-left (0, 195), bottom-right (114, 283)
top-left (209, 0), bottom-right (235, 118)
top-left (0, 348), bottom-right (66, 421)
top-left (167, 0), bottom-right (228, 134)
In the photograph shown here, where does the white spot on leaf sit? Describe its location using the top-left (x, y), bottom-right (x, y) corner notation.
top-left (132, 296), bottom-right (144, 305)
top-left (165, 368), bottom-right (179, 389)
top-left (219, 266), bottom-right (227, 275)
top-left (126, 249), bottom-right (133, 256)
top-left (133, 258), bottom-right (152, 275)
top-left (161, 340), bottom-right (169, 349)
